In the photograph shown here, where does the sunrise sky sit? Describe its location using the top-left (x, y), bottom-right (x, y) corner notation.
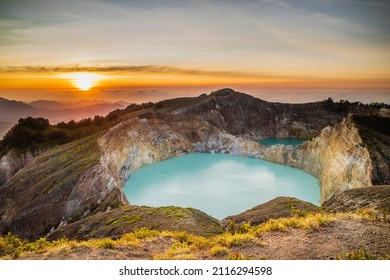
top-left (0, 0), bottom-right (389, 103)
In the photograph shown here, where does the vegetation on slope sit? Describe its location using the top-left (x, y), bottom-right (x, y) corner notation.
top-left (0, 116), bottom-right (106, 157)
top-left (1, 210), bottom-right (388, 260)
top-left (47, 205), bottom-right (223, 240)
top-left (0, 131), bottom-right (107, 239)
top-left (9, 132), bottom-right (102, 195)
top-left (0, 102), bottom-right (156, 157)
top-left (321, 97), bottom-right (390, 109)
top-left (223, 197), bottom-right (319, 228)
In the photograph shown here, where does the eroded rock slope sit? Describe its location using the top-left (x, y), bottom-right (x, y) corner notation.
top-left (262, 115), bottom-right (390, 201)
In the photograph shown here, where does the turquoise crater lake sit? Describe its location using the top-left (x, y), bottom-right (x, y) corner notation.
top-left (257, 138), bottom-right (307, 147)
top-left (123, 153), bottom-right (320, 219)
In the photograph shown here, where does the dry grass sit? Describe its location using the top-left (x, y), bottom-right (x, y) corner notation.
top-left (254, 212), bottom-right (359, 234)
top-left (228, 251), bottom-right (250, 260)
top-left (210, 245), bottom-right (229, 256)
top-left (95, 238), bottom-right (116, 249)
top-left (153, 242), bottom-right (197, 260)
top-left (215, 232), bottom-right (260, 247)
top-left (0, 211), bottom-right (374, 260)
top-left (335, 250), bottom-right (374, 260)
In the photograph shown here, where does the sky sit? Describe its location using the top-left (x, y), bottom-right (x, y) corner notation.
top-left (0, 0), bottom-right (389, 103)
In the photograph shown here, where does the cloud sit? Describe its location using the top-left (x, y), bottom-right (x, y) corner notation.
top-left (0, 64), bottom-right (278, 79)
top-left (99, 88), bottom-right (175, 103)
top-left (1, 0), bottom-right (388, 92)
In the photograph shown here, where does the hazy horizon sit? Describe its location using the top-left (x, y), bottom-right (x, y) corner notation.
top-left (0, 0), bottom-right (389, 104)
top-left (1, 87), bottom-right (389, 105)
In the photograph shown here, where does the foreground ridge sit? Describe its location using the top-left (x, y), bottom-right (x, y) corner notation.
top-left (1, 207), bottom-right (389, 260)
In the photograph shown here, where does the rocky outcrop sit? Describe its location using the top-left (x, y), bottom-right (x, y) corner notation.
top-left (158, 89), bottom-right (386, 140)
top-left (322, 186), bottom-right (390, 215)
top-left (0, 150), bottom-right (42, 186)
top-left (261, 115), bottom-right (389, 202)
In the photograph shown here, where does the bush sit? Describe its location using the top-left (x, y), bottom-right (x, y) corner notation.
top-left (19, 117), bottom-right (49, 130)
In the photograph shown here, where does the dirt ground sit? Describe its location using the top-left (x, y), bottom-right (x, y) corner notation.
top-left (21, 217), bottom-right (390, 260)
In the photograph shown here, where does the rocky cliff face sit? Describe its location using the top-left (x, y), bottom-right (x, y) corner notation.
top-left (262, 115), bottom-right (390, 201)
top-left (352, 116), bottom-right (390, 185)
top-left (262, 115), bottom-right (377, 201)
top-left (98, 115), bottom-right (262, 184)
top-left (0, 89), bottom-right (388, 239)
top-left (0, 150), bottom-right (41, 186)
top-left (0, 134), bottom-right (125, 240)
top-left (157, 89), bottom-right (386, 140)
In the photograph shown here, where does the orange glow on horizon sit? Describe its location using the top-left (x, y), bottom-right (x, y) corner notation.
top-left (0, 69), bottom-right (389, 93)
top-left (61, 72), bottom-right (103, 91)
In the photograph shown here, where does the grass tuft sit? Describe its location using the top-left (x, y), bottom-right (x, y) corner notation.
top-left (153, 242), bottom-right (197, 260)
top-left (96, 238), bottom-right (116, 249)
top-left (215, 232), bottom-right (259, 247)
top-left (210, 245), bottom-right (229, 256)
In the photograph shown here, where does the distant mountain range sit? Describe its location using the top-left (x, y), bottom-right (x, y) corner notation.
top-left (0, 97), bottom-right (128, 137)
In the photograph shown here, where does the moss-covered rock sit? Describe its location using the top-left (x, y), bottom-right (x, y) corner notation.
top-left (222, 197), bottom-right (318, 228)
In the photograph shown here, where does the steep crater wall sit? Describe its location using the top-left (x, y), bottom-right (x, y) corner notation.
top-left (98, 115), bottom-right (264, 186)
top-left (100, 113), bottom-right (388, 207)
top-left (262, 115), bottom-right (389, 201)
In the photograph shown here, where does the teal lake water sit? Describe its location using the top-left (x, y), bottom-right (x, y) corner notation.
top-left (257, 138), bottom-right (307, 147)
top-left (123, 153), bottom-right (320, 219)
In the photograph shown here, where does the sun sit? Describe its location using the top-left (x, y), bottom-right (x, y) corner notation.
top-left (70, 72), bottom-right (100, 91)
top-left (75, 74), bottom-right (93, 91)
